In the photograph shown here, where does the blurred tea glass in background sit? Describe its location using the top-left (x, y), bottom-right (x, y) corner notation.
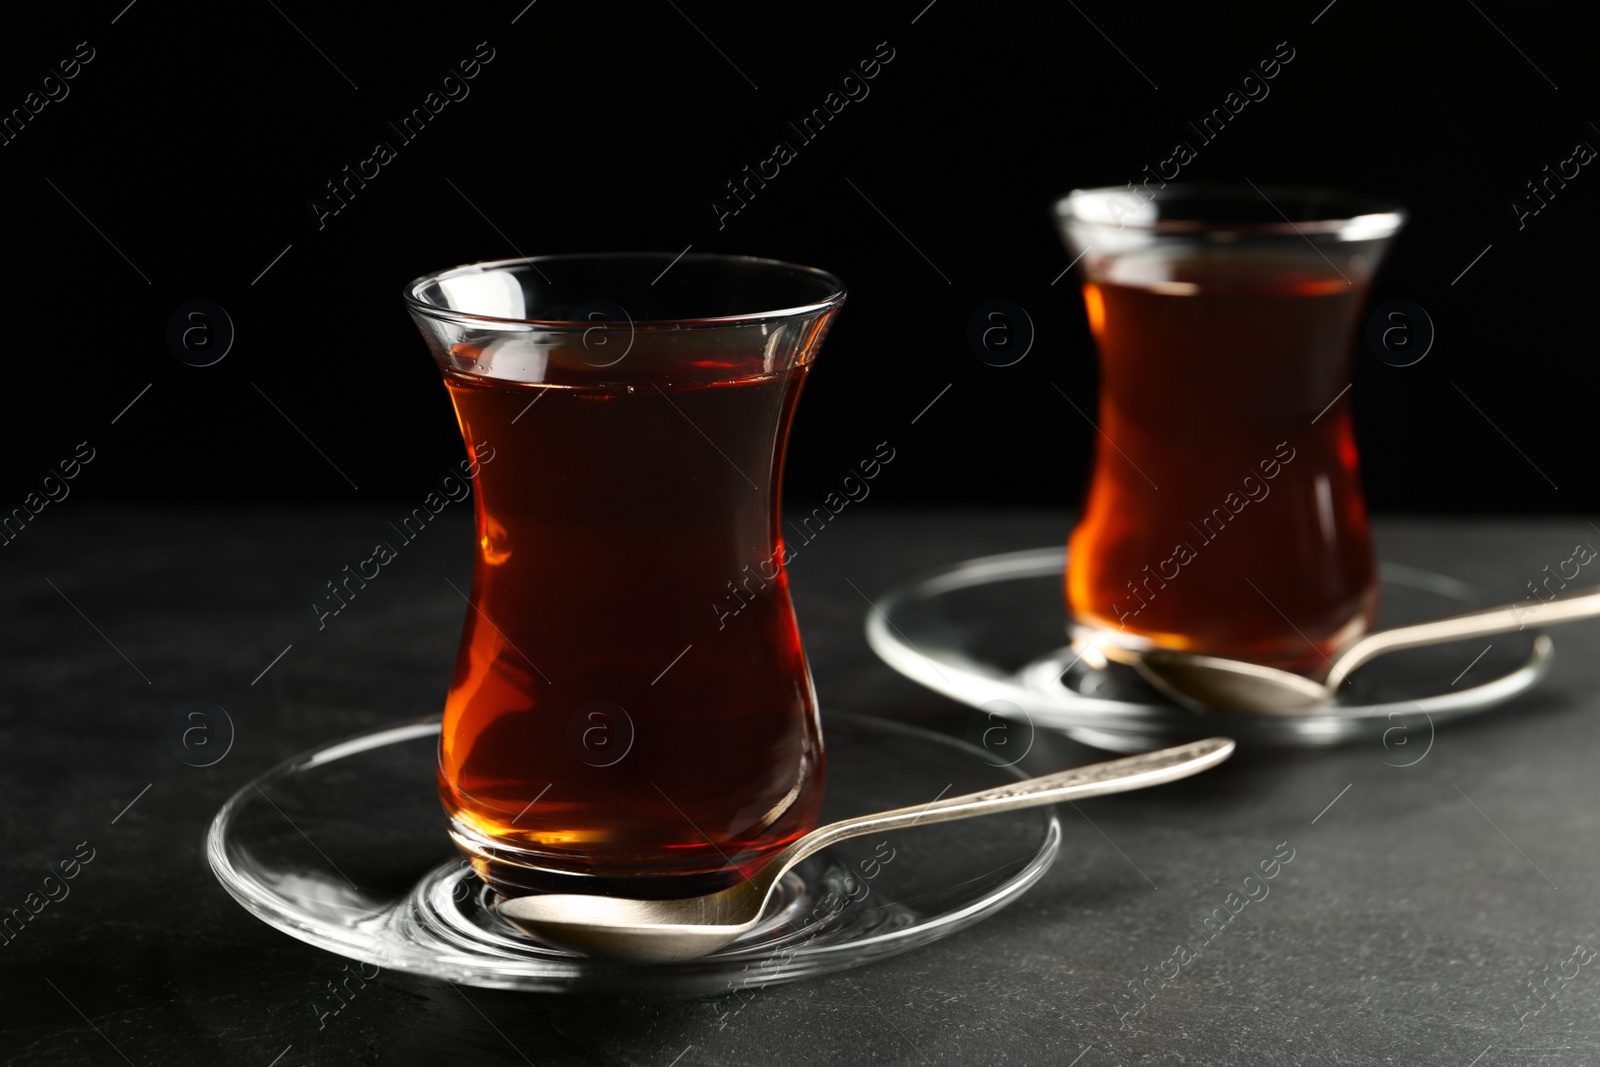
top-left (406, 254), bottom-right (846, 898)
top-left (1054, 186), bottom-right (1405, 671)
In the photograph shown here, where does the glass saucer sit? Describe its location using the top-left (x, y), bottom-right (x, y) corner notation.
top-left (206, 712), bottom-right (1060, 995)
top-left (867, 548), bottom-right (1553, 751)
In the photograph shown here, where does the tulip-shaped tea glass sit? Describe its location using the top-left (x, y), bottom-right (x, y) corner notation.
top-left (405, 253), bottom-right (846, 898)
top-left (1055, 185), bottom-right (1405, 671)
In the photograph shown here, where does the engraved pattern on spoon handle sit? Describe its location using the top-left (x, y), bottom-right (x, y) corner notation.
top-left (765, 737), bottom-right (1235, 883)
top-left (1325, 584), bottom-right (1600, 690)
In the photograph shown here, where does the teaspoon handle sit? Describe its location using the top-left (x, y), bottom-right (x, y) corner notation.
top-left (1325, 583), bottom-right (1600, 691)
top-left (767, 736), bottom-right (1234, 882)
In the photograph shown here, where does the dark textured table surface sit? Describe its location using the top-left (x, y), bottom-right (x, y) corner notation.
top-left (4, 507), bottom-right (1598, 1066)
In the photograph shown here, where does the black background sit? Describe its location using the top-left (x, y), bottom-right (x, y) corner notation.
top-left (1, 0), bottom-right (1593, 512)
top-left (5, 8), bottom-right (1600, 1064)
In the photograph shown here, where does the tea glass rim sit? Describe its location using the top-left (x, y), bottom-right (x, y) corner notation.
top-left (404, 252), bottom-right (848, 332)
top-left (1055, 183), bottom-right (1406, 241)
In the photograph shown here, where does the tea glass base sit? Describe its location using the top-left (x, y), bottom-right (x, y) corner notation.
top-left (445, 817), bottom-right (757, 900)
top-left (206, 712), bottom-right (1060, 995)
top-left (1067, 605), bottom-right (1374, 676)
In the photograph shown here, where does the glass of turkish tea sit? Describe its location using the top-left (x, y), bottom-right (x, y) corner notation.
top-left (1053, 185), bottom-right (1406, 672)
top-left (404, 254), bottom-right (846, 898)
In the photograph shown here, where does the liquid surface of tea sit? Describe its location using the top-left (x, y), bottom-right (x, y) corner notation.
top-left (1068, 253), bottom-right (1378, 668)
top-left (438, 351), bottom-right (823, 896)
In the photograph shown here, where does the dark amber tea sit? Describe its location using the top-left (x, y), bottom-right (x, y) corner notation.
top-left (406, 254), bottom-right (845, 897)
top-left (1068, 257), bottom-right (1376, 666)
top-left (438, 359), bottom-right (821, 894)
top-left (1055, 186), bottom-right (1405, 670)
